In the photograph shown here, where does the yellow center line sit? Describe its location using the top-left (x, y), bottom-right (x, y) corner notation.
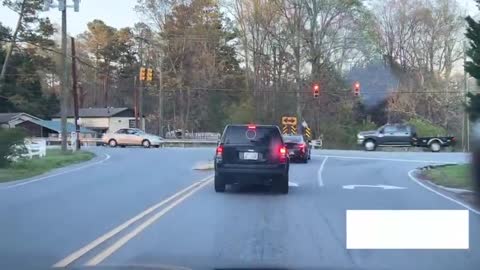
top-left (85, 178), bottom-right (213, 266)
top-left (52, 175), bottom-right (213, 268)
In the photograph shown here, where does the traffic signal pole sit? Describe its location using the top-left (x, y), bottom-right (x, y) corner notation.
top-left (134, 75), bottom-right (138, 128)
top-left (139, 78), bottom-right (144, 130)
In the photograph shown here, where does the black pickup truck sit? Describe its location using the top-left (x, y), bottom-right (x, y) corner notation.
top-left (357, 124), bottom-right (456, 152)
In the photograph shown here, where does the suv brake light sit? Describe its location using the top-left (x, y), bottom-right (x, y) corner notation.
top-left (216, 145), bottom-right (224, 160)
top-left (279, 145), bottom-right (287, 163)
top-left (248, 124), bottom-right (256, 129)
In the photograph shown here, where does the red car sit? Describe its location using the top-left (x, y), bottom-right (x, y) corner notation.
top-left (283, 135), bottom-right (311, 163)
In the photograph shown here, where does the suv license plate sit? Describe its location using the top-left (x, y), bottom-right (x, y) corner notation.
top-left (243, 152), bottom-right (258, 160)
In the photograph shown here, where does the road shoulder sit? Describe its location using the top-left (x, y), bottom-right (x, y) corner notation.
top-left (0, 150), bottom-right (108, 189)
top-left (410, 168), bottom-right (480, 215)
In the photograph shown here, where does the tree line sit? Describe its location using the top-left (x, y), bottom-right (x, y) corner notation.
top-left (1, 0), bottom-right (479, 148)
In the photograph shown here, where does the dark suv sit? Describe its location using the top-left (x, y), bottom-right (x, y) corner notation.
top-left (214, 124), bottom-right (290, 194)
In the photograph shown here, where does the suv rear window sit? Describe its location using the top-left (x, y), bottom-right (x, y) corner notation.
top-left (283, 136), bottom-right (304, 143)
top-left (223, 126), bottom-right (282, 145)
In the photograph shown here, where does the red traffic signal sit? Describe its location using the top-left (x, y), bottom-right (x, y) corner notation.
top-left (353, 81), bottom-right (360, 96)
top-left (312, 83), bottom-right (320, 98)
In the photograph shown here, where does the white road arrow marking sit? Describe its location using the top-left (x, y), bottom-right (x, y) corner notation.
top-left (342, 184), bottom-right (407, 190)
top-left (289, 182), bottom-right (299, 187)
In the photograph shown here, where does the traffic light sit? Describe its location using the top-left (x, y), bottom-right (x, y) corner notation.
top-left (312, 83), bottom-right (320, 98)
top-left (139, 67), bottom-right (147, 81)
top-left (146, 68), bottom-right (154, 81)
top-left (353, 81), bottom-right (360, 96)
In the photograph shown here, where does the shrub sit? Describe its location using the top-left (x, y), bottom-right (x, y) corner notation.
top-left (0, 128), bottom-right (27, 168)
top-left (406, 118), bottom-right (446, 137)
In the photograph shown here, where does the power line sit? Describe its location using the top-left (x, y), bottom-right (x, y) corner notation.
top-left (162, 87), bottom-right (467, 95)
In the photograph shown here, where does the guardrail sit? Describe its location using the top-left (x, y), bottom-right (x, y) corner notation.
top-left (44, 138), bottom-right (218, 148)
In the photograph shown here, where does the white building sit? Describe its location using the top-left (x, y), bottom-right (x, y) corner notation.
top-left (52, 107), bottom-right (144, 134)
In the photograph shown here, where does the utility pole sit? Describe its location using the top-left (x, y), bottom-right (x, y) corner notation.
top-left (71, 36), bottom-right (80, 150)
top-left (135, 31), bottom-right (147, 131)
top-left (0, 0), bottom-right (26, 87)
top-left (158, 61), bottom-right (163, 136)
top-left (43, 1), bottom-right (81, 152)
top-left (60, 0), bottom-right (68, 152)
top-left (463, 41), bottom-right (469, 152)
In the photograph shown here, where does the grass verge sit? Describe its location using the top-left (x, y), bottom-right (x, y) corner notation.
top-left (423, 165), bottom-right (473, 191)
top-left (0, 149), bottom-right (95, 183)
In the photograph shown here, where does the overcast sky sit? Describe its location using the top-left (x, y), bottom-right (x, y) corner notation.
top-left (0, 0), bottom-right (478, 36)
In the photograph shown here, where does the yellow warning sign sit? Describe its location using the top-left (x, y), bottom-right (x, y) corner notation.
top-left (282, 116), bottom-right (297, 126)
top-left (305, 127), bottom-right (312, 139)
top-left (291, 125), bottom-right (297, 134)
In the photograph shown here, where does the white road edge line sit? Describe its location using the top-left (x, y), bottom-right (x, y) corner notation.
top-left (1, 153), bottom-right (111, 190)
top-left (52, 175), bottom-right (213, 268)
top-left (313, 154), bottom-right (458, 164)
top-left (85, 178), bottom-right (213, 266)
top-left (408, 170), bottom-right (480, 216)
top-left (317, 157), bottom-right (328, 187)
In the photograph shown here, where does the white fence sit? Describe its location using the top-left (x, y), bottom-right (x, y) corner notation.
top-left (24, 138), bottom-right (47, 158)
top-left (8, 138), bottom-right (47, 161)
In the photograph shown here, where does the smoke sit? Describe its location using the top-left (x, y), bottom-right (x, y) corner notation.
top-left (346, 61), bottom-right (399, 109)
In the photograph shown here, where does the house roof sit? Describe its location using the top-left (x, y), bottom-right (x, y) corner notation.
top-left (0, 112), bottom-right (41, 124)
top-left (54, 107), bottom-right (131, 118)
top-left (0, 113), bottom-right (21, 124)
top-left (25, 119), bottom-right (96, 134)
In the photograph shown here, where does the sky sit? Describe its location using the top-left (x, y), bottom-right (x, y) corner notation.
top-left (0, 0), bottom-right (140, 36)
top-left (0, 0), bottom-right (479, 36)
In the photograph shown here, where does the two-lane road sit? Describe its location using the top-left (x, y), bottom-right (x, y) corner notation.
top-left (0, 148), bottom-right (477, 270)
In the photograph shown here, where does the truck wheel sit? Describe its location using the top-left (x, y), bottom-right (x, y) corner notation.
top-left (430, 142), bottom-right (441, 152)
top-left (364, 140), bottom-right (376, 151)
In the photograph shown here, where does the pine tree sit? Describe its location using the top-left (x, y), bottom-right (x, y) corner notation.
top-left (465, 0), bottom-right (480, 121)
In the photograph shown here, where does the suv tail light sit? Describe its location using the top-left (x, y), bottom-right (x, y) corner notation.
top-left (279, 145), bottom-right (287, 163)
top-left (216, 145), bottom-right (224, 161)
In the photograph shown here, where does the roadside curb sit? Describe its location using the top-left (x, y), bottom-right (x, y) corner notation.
top-left (408, 169), bottom-right (480, 215)
top-left (417, 164), bottom-right (475, 195)
top-left (0, 151), bottom-right (109, 190)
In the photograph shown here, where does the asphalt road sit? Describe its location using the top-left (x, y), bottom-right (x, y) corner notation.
top-left (0, 147), bottom-right (478, 270)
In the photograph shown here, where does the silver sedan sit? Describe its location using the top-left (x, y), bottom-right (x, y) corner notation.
top-left (102, 128), bottom-right (163, 148)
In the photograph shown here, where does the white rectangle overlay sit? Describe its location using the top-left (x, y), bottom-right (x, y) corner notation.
top-left (346, 210), bottom-right (469, 249)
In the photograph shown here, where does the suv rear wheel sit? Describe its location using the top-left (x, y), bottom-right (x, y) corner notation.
top-left (214, 174), bottom-right (226, 193)
top-left (275, 174), bottom-right (289, 194)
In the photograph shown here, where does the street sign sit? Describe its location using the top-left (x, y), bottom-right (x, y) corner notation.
top-left (282, 116), bottom-right (297, 126)
top-left (305, 127), bottom-right (312, 139)
top-left (291, 125), bottom-right (297, 134)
